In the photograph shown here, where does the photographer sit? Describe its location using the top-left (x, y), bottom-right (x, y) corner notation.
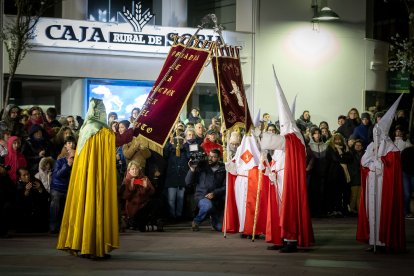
top-left (185, 148), bottom-right (226, 231)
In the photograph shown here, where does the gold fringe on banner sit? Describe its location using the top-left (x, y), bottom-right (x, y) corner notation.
top-left (134, 134), bottom-right (164, 156)
top-left (212, 45), bottom-right (242, 58)
top-left (172, 35), bottom-right (217, 51)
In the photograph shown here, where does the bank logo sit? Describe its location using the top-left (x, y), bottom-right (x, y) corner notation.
top-left (121, 1), bottom-right (154, 33)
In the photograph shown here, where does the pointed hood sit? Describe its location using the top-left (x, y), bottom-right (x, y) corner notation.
top-left (253, 109), bottom-right (261, 128)
top-left (272, 65), bottom-right (302, 140)
top-left (291, 94), bottom-right (298, 119)
top-left (378, 94), bottom-right (403, 138)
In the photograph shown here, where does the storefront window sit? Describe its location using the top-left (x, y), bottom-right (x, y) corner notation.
top-left (187, 0), bottom-right (236, 30)
top-left (88, 0), bottom-right (153, 23)
top-left (86, 78), bottom-right (153, 120)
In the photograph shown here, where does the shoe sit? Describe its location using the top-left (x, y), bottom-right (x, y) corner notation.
top-left (365, 246), bottom-right (374, 252)
top-left (280, 242), bottom-right (298, 253)
top-left (192, 221), bottom-right (199, 231)
top-left (267, 244), bottom-right (283, 250)
top-left (156, 219), bottom-right (164, 232)
top-left (405, 214), bottom-right (414, 220)
top-left (365, 245), bottom-right (387, 253)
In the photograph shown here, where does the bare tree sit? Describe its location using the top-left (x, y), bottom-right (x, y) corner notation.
top-left (1, 0), bottom-right (61, 109)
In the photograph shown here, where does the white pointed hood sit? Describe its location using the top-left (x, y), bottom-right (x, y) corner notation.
top-left (291, 94), bottom-right (298, 119)
top-left (373, 94), bottom-right (402, 157)
top-left (377, 94), bottom-right (403, 139)
top-left (272, 65), bottom-right (303, 142)
top-left (253, 108), bottom-right (261, 128)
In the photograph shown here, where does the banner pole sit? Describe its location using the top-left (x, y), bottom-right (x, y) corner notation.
top-left (251, 153), bottom-right (264, 242)
top-left (373, 125), bottom-right (380, 253)
top-left (135, 14), bottom-right (217, 127)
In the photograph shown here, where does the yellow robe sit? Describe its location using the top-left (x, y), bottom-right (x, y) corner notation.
top-left (57, 128), bottom-right (119, 257)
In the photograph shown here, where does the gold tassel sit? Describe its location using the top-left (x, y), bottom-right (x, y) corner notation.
top-left (176, 141), bottom-right (180, 157)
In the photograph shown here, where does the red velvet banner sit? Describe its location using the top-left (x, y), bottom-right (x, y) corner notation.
top-left (136, 43), bottom-right (212, 153)
top-left (212, 48), bottom-right (252, 131)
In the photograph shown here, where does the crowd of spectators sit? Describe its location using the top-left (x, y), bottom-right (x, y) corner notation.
top-left (0, 102), bottom-right (413, 239)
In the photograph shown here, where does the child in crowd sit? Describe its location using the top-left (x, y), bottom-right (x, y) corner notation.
top-left (120, 161), bottom-right (155, 232)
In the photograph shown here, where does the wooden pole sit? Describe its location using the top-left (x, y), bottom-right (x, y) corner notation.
top-left (251, 154), bottom-right (264, 242)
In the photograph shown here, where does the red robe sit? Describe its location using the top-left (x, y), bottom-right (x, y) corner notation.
top-left (268, 133), bottom-right (314, 247)
top-left (243, 167), bottom-right (268, 235)
top-left (223, 167), bottom-right (267, 235)
top-left (356, 151), bottom-right (406, 252)
top-left (265, 174), bottom-right (282, 245)
top-left (223, 173), bottom-right (239, 233)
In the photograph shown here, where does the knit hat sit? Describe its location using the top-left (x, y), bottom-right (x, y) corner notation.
top-left (360, 112), bottom-right (371, 120)
top-left (29, 124), bottom-right (44, 137)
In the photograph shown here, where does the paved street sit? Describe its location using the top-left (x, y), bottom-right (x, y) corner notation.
top-left (0, 217), bottom-right (413, 276)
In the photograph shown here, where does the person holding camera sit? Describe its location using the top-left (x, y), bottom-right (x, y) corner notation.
top-left (185, 148), bottom-right (226, 231)
top-left (120, 160), bottom-right (155, 232)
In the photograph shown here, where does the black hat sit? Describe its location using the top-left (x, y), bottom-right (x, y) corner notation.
top-left (361, 112), bottom-right (371, 120)
top-left (29, 124), bottom-right (44, 136)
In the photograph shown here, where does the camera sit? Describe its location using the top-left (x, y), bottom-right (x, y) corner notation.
top-left (188, 144), bottom-right (206, 166)
top-left (0, 163), bottom-right (11, 171)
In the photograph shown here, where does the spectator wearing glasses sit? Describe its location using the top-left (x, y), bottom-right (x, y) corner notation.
top-left (26, 106), bottom-right (53, 137)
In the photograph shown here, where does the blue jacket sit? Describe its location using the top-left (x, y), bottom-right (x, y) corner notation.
top-left (50, 157), bottom-right (72, 193)
top-left (351, 124), bottom-right (371, 147)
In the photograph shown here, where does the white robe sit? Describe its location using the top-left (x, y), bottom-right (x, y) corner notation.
top-left (361, 140), bottom-right (398, 246)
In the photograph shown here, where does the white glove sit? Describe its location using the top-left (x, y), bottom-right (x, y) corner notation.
top-left (369, 159), bottom-right (383, 176)
top-left (225, 161), bottom-right (237, 175)
top-left (268, 172), bottom-right (277, 183)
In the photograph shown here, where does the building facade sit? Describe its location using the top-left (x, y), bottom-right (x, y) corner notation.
top-left (2, 0), bottom-right (398, 129)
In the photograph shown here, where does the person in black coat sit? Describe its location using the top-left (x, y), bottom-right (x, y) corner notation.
top-left (337, 108), bottom-right (361, 140)
top-left (401, 145), bottom-right (414, 218)
top-left (185, 148), bottom-right (226, 231)
top-left (0, 165), bottom-right (16, 237)
top-left (15, 168), bottom-right (49, 233)
top-left (163, 128), bottom-right (192, 220)
top-left (325, 133), bottom-right (353, 217)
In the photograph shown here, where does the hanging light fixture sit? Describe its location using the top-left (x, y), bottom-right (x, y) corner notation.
top-left (311, 0), bottom-right (340, 22)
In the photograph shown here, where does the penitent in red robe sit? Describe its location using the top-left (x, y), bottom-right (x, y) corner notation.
top-left (267, 133), bottom-right (314, 247)
top-left (357, 151), bottom-right (406, 252)
top-left (223, 168), bottom-right (268, 235)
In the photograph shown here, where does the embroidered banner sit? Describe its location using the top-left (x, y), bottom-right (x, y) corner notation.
top-left (212, 46), bottom-right (252, 132)
top-left (136, 39), bottom-right (214, 154)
